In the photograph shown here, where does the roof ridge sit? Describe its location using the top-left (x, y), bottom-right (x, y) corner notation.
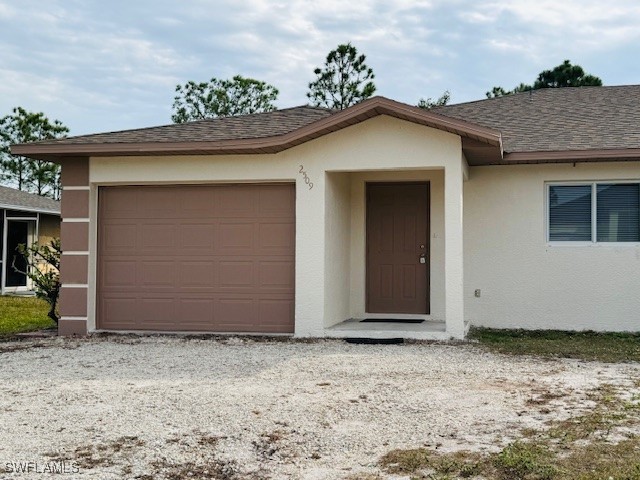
top-left (0, 184), bottom-right (60, 198)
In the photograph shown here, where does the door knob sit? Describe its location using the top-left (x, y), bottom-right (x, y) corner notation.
top-left (419, 253), bottom-right (426, 264)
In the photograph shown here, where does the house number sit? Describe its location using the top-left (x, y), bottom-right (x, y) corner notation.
top-left (298, 165), bottom-right (314, 190)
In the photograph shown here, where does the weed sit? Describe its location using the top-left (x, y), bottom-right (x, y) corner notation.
top-left (379, 447), bottom-right (431, 474)
top-left (494, 441), bottom-right (556, 479)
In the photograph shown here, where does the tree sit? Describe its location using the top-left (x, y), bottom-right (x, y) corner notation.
top-left (13, 238), bottom-right (61, 324)
top-left (172, 75), bottom-right (279, 123)
top-left (486, 86), bottom-right (511, 98)
top-left (0, 107), bottom-right (68, 198)
top-left (533, 60), bottom-right (603, 89)
top-left (417, 90), bottom-right (451, 110)
top-left (307, 43), bottom-right (376, 110)
top-left (486, 60), bottom-right (602, 98)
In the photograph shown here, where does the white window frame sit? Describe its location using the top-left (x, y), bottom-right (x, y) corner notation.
top-left (545, 180), bottom-right (640, 247)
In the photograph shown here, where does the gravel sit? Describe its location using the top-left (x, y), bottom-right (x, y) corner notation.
top-left (1, 336), bottom-right (639, 479)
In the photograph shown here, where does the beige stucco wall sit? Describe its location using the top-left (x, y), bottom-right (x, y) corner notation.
top-left (324, 172), bottom-right (352, 327)
top-left (464, 161), bottom-right (640, 331)
top-left (38, 214), bottom-right (60, 245)
top-left (89, 115), bottom-right (463, 336)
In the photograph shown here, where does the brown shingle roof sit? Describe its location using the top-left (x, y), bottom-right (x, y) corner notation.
top-left (11, 97), bottom-right (503, 164)
top-left (0, 186), bottom-right (60, 214)
top-left (38, 106), bottom-right (334, 145)
top-left (434, 85), bottom-right (640, 154)
top-left (11, 87), bottom-right (640, 165)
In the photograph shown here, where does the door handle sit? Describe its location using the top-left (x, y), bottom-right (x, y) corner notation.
top-left (419, 253), bottom-right (426, 264)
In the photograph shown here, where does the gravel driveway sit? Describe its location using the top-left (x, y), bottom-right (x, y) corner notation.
top-left (1, 336), bottom-right (639, 479)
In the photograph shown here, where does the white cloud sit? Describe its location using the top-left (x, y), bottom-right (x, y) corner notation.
top-left (466, 0), bottom-right (640, 58)
top-left (0, 1), bottom-right (16, 19)
top-left (0, 0), bottom-right (639, 134)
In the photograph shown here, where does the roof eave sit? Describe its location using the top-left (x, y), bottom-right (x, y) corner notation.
top-left (503, 149), bottom-right (640, 164)
top-left (0, 203), bottom-right (60, 215)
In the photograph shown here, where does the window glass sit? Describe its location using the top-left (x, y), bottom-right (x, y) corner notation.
top-left (597, 184), bottom-right (640, 242)
top-left (548, 185), bottom-right (592, 241)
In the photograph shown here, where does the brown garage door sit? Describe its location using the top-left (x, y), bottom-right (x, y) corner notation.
top-left (97, 184), bottom-right (295, 333)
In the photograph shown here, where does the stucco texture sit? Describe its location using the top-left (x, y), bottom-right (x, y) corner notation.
top-left (37, 214), bottom-right (60, 245)
top-left (464, 162), bottom-right (640, 332)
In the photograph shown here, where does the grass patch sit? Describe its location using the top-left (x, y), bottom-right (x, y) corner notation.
top-left (379, 448), bottom-right (431, 474)
top-left (494, 441), bottom-right (556, 479)
top-left (0, 295), bottom-right (55, 336)
top-left (378, 384), bottom-right (640, 479)
top-left (555, 438), bottom-right (640, 479)
top-left (469, 327), bottom-right (640, 363)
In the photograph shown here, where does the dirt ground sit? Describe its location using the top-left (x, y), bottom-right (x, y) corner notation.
top-left (1, 336), bottom-right (638, 479)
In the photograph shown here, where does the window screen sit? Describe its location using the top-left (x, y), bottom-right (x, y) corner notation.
top-left (596, 184), bottom-right (640, 242)
top-left (548, 185), bottom-right (592, 241)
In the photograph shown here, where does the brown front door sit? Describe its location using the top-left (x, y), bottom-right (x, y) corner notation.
top-left (366, 183), bottom-right (429, 314)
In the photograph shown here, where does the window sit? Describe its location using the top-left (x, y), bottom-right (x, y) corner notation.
top-left (548, 182), bottom-right (640, 243)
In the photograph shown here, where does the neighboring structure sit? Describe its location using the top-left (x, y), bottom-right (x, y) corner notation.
top-left (12, 86), bottom-right (640, 338)
top-left (0, 186), bottom-right (60, 294)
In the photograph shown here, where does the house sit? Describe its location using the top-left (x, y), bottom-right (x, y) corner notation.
top-left (0, 186), bottom-right (60, 294)
top-left (12, 86), bottom-right (640, 338)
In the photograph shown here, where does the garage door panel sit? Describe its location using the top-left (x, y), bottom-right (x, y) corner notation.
top-left (216, 297), bottom-right (256, 328)
top-left (98, 184), bottom-right (294, 333)
top-left (102, 223), bottom-right (137, 250)
top-left (140, 223), bottom-right (177, 249)
top-left (218, 222), bottom-right (256, 252)
top-left (180, 187), bottom-right (216, 216)
top-left (140, 261), bottom-right (176, 288)
top-left (179, 261), bottom-right (215, 288)
top-left (179, 223), bottom-right (215, 249)
top-left (102, 260), bottom-right (137, 287)
top-left (102, 296), bottom-right (138, 328)
top-left (177, 298), bottom-right (216, 328)
top-left (138, 187), bottom-right (180, 217)
top-left (139, 297), bottom-right (177, 326)
top-left (215, 187), bottom-right (258, 217)
top-left (258, 222), bottom-right (295, 251)
top-left (258, 261), bottom-right (294, 291)
top-left (258, 187), bottom-right (295, 217)
top-left (219, 261), bottom-right (255, 288)
top-left (258, 299), bottom-right (294, 327)
top-left (101, 188), bottom-right (138, 217)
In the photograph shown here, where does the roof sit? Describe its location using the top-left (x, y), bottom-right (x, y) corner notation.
top-left (434, 85), bottom-right (640, 163)
top-left (0, 186), bottom-right (60, 214)
top-left (10, 97), bottom-right (503, 164)
top-left (11, 87), bottom-right (640, 165)
top-left (39, 106), bottom-right (334, 145)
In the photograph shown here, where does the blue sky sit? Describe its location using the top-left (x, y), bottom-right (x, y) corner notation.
top-left (1, 0), bottom-right (639, 135)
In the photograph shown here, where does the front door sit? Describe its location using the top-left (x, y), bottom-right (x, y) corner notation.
top-left (366, 183), bottom-right (429, 314)
top-left (5, 220), bottom-right (30, 288)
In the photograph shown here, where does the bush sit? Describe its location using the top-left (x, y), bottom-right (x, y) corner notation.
top-left (12, 238), bottom-right (60, 323)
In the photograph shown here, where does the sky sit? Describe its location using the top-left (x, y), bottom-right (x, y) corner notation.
top-left (1, 0), bottom-right (639, 136)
